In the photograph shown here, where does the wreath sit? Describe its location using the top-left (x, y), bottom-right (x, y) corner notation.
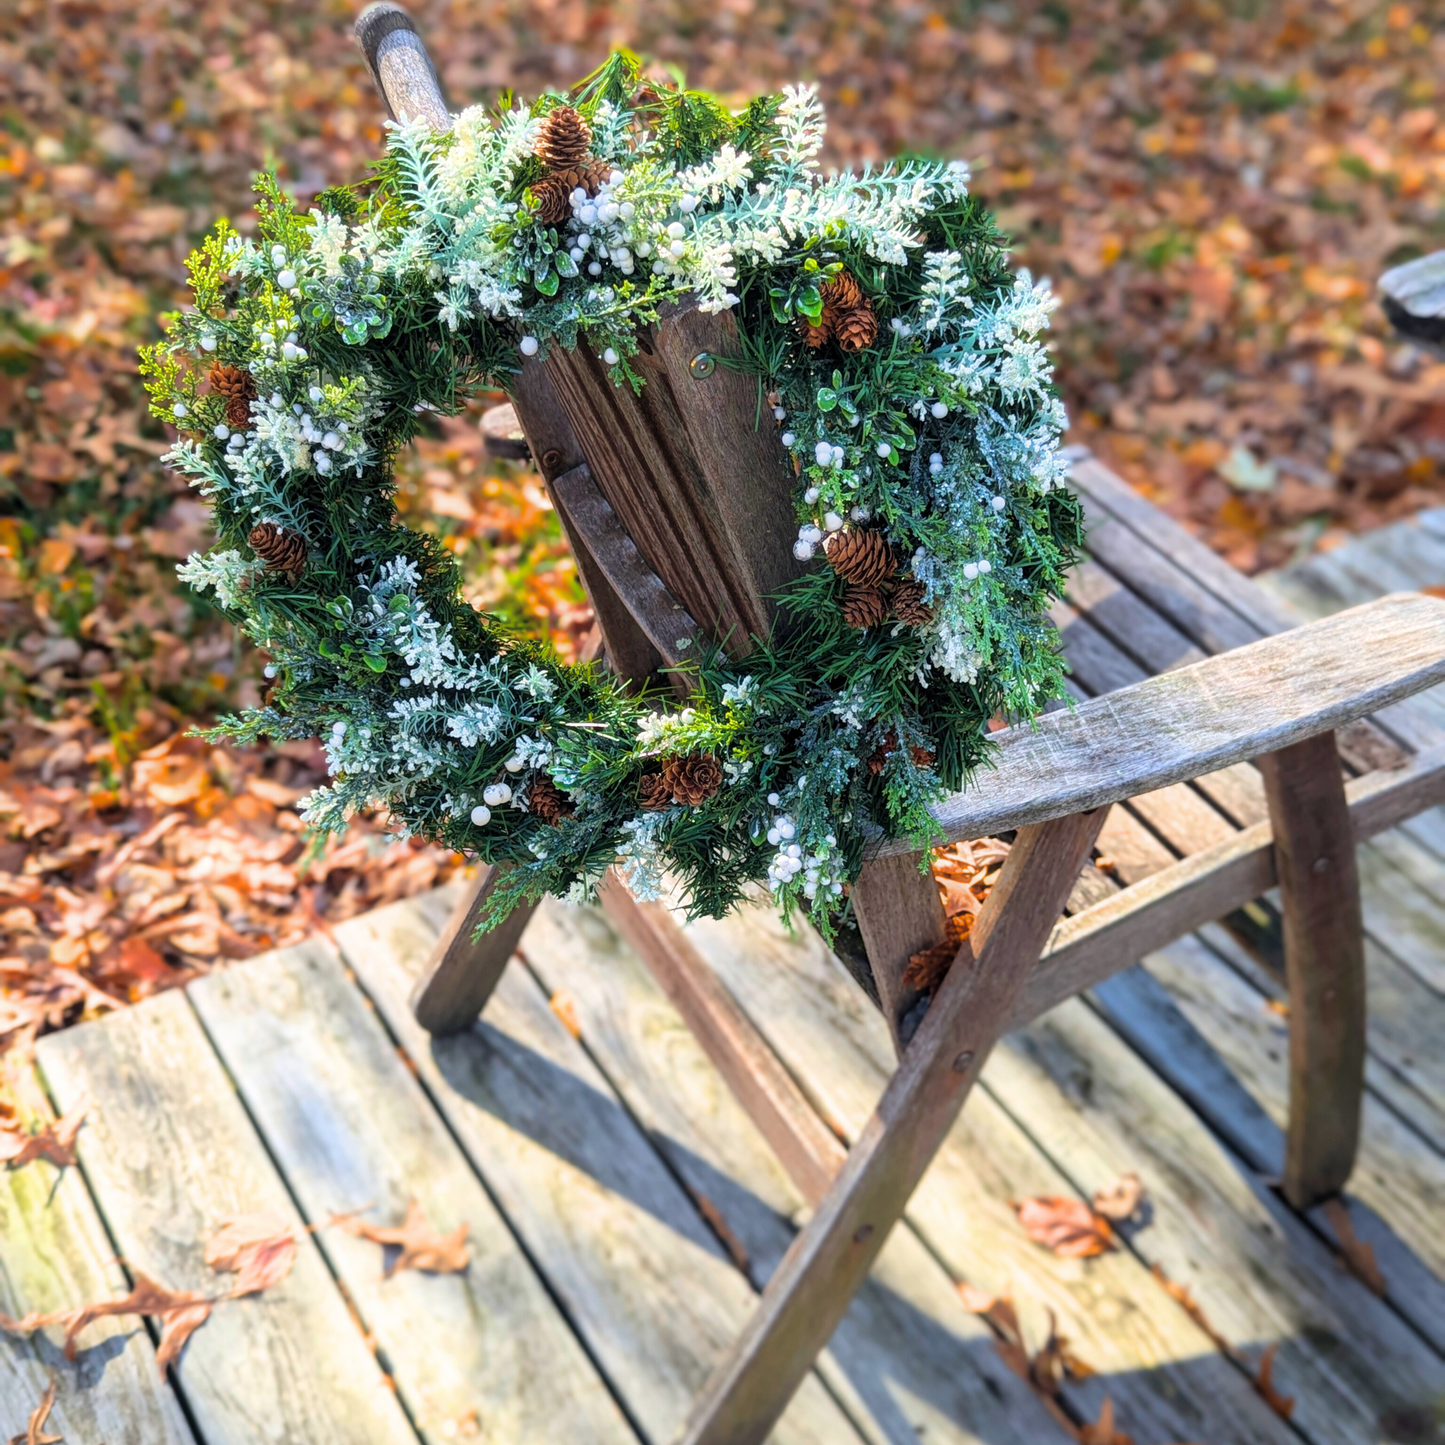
top-left (140, 54), bottom-right (1081, 941)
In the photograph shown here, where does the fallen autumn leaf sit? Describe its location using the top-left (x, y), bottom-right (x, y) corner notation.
top-left (0, 1104), bottom-right (86, 1170)
top-left (1012, 1195), bottom-right (1116, 1258)
top-left (204, 1210), bottom-right (298, 1297)
top-left (336, 1200), bottom-right (470, 1278)
top-left (8, 1377), bottom-right (60, 1445)
top-left (1091, 1172), bottom-right (1147, 1224)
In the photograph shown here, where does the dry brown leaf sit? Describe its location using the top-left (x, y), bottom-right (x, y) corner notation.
top-left (956, 1280), bottom-right (998, 1314)
top-left (1091, 1172), bottom-right (1146, 1223)
top-left (1320, 1197), bottom-right (1386, 1297)
top-left (1078, 1397), bottom-right (1135, 1445)
top-left (1252, 1342), bottom-right (1295, 1419)
top-left (0, 1104), bottom-right (86, 1169)
top-left (549, 989), bottom-right (582, 1039)
top-left (8, 1377), bottom-right (61, 1445)
top-left (337, 1200), bottom-right (470, 1277)
top-left (1030, 1309), bottom-right (1095, 1394)
top-left (203, 1210), bottom-right (297, 1296)
top-left (0, 1270), bottom-right (213, 1376)
top-left (1012, 1196), bottom-right (1115, 1258)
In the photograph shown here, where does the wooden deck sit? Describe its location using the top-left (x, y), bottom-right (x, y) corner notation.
top-left (5, 487), bottom-right (1445, 1444)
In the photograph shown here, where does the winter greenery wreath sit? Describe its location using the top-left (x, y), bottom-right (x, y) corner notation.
top-left (140, 54), bottom-right (1082, 941)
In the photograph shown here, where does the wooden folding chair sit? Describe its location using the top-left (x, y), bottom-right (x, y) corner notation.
top-left (358, 10), bottom-right (1445, 1441)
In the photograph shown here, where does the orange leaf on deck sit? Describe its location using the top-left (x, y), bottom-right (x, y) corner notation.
top-left (1253, 1342), bottom-right (1295, 1419)
top-left (1320, 1197), bottom-right (1386, 1296)
top-left (1012, 1195), bottom-right (1115, 1257)
top-left (204, 1210), bottom-right (298, 1296)
top-left (9, 1376), bottom-right (61, 1445)
top-left (549, 989), bottom-right (582, 1039)
top-left (0, 1104), bottom-right (86, 1169)
top-left (1078, 1397), bottom-right (1135, 1445)
top-left (1030, 1309), bottom-right (1095, 1393)
top-left (336, 1200), bottom-right (470, 1277)
top-left (1091, 1171), bottom-right (1146, 1223)
top-left (0, 1270), bottom-right (212, 1377)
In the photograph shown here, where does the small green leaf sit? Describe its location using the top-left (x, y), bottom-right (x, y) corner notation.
top-left (364, 653), bottom-right (389, 672)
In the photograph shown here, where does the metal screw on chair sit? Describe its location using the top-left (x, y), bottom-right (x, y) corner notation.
top-left (689, 352), bottom-right (716, 379)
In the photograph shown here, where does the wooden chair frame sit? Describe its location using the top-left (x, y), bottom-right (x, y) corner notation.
top-left (358, 11), bottom-right (1445, 1440)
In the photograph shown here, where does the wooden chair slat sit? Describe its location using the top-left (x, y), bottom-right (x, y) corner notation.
top-left (889, 593), bottom-right (1445, 851)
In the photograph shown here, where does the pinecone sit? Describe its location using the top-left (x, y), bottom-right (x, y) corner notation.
top-left (527, 773), bottom-right (574, 825)
top-left (823, 528), bottom-right (896, 588)
top-left (248, 522), bottom-right (306, 574)
top-left (797, 315), bottom-right (831, 349)
top-left (531, 173), bottom-right (576, 225)
top-left (841, 585), bottom-right (888, 629)
top-left (891, 576), bottom-right (933, 626)
top-left (821, 270), bottom-right (878, 354)
top-left (901, 914), bottom-right (970, 994)
top-left (662, 752), bottom-right (723, 807)
top-left (637, 772), bottom-right (671, 811)
top-left (866, 729), bottom-right (898, 775)
top-left (535, 106), bottom-right (592, 171)
top-left (210, 364), bottom-right (256, 429)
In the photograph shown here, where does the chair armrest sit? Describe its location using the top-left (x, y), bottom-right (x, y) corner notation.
top-left (875, 592), bottom-right (1445, 854)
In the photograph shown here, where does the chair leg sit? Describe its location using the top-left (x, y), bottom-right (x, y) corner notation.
top-left (409, 864), bottom-right (538, 1035)
top-left (1257, 731), bottom-right (1367, 1208)
top-left (678, 808), bottom-right (1107, 1445)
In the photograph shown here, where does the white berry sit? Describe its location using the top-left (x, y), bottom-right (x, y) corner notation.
top-left (483, 783), bottom-right (513, 807)
top-left (276, 269), bottom-right (297, 289)
top-left (519, 335), bottom-right (539, 356)
top-left (504, 755), bottom-right (525, 772)
top-left (603, 347), bottom-right (619, 365)
top-left (931, 401), bottom-right (948, 419)
top-left (470, 805), bottom-right (492, 827)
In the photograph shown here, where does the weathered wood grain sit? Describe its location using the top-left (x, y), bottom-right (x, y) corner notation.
top-left (596, 872), bottom-right (847, 1208)
top-left (0, 1077), bottom-right (197, 1445)
top-left (355, 2), bottom-right (450, 129)
top-left (188, 938), bottom-right (636, 1445)
top-left (549, 464), bottom-right (702, 671)
top-left (892, 592), bottom-right (1445, 851)
top-left (983, 998), bottom-right (1445, 1445)
top-left (1014, 743), bottom-right (1445, 1028)
top-left (509, 359), bottom-right (663, 684)
top-left (679, 811), bottom-right (1106, 1445)
top-left (1355, 837), bottom-right (1445, 994)
top-left (849, 852), bottom-right (947, 1053)
top-left (543, 305), bottom-right (800, 654)
top-left (682, 897), bottom-right (1301, 1444)
top-left (34, 993), bottom-right (420, 1445)
top-left (1092, 932), bottom-right (1445, 1352)
top-left (333, 888), bottom-right (866, 1445)
top-left (520, 898), bottom-right (1077, 1445)
top-left (410, 861), bottom-right (536, 1035)
top-left (1257, 732), bottom-right (1367, 1205)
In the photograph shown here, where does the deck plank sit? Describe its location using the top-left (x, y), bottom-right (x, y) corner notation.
top-left (683, 901), bottom-right (1300, 1445)
top-left (34, 992), bottom-right (421, 1445)
top-left (1090, 933), bottom-right (1445, 1352)
top-left (187, 937), bottom-right (638, 1445)
top-left (982, 999), bottom-right (1445, 1445)
top-left (0, 1078), bottom-right (197, 1445)
top-left (332, 889), bottom-right (867, 1445)
top-left (519, 898), bottom-right (1075, 1445)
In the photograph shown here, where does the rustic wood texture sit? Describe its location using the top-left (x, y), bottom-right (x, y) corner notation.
top-left (543, 304), bottom-right (801, 655)
top-left (520, 898), bottom-right (1078, 1445)
top-left (549, 464), bottom-right (701, 672)
top-left (984, 997), bottom-right (1445, 1445)
top-left (509, 359), bottom-right (663, 685)
top-left (410, 860), bottom-right (536, 1035)
top-left (0, 1076), bottom-right (197, 1445)
top-left (334, 888), bottom-right (867, 1445)
top-left (354, 2), bottom-right (450, 130)
top-left (188, 938), bottom-right (636, 1445)
top-left (680, 809), bottom-right (1106, 1445)
top-left (597, 872), bottom-right (847, 1207)
top-left (1256, 733), bottom-right (1367, 1206)
top-left (1092, 931), bottom-right (1445, 1354)
top-left (34, 993), bottom-right (420, 1445)
top-left (895, 591), bottom-right (1445, 851)
top-left (683, 900), bottom-right (1302, 1443)
top-left (849, 853), bottom-right (948, 1054)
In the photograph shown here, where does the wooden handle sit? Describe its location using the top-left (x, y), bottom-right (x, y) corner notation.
top-left (354, 2), bottom-right (450, 131)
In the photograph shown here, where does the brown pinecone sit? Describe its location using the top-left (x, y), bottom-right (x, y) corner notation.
top-left (866, 729), bottom-right (898, 775)
top-left (910, 744), bottom-right (936, 767)
top-left (821, 269), bottom-right (864, 316)
top-left (662, 752), bottom-right (723, 807)
top-left (834, 300), bottom-right (879, 353)
top-left (823, 528), bottom-right (896, 588)
top-left (531, 173), bottom-right (575, 225)
top-left (527, 773), bottom-right (574, 825)
top-left (248, 522), bottom-right (306, 574)
top-left (796, 315), bottom-right (831, 349)
top-left (210, 363), bottom-right (256, 429)
top-left (901, 914), bottom-right (970, 994)
top-left (841, 585), bottom-right (888, 629)
top-left (535, 106), bottom-right (592, 171)
top-left (891, 576), bottom-right (933, 626)
top-left (637, 772), bottom-right (672, 811)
